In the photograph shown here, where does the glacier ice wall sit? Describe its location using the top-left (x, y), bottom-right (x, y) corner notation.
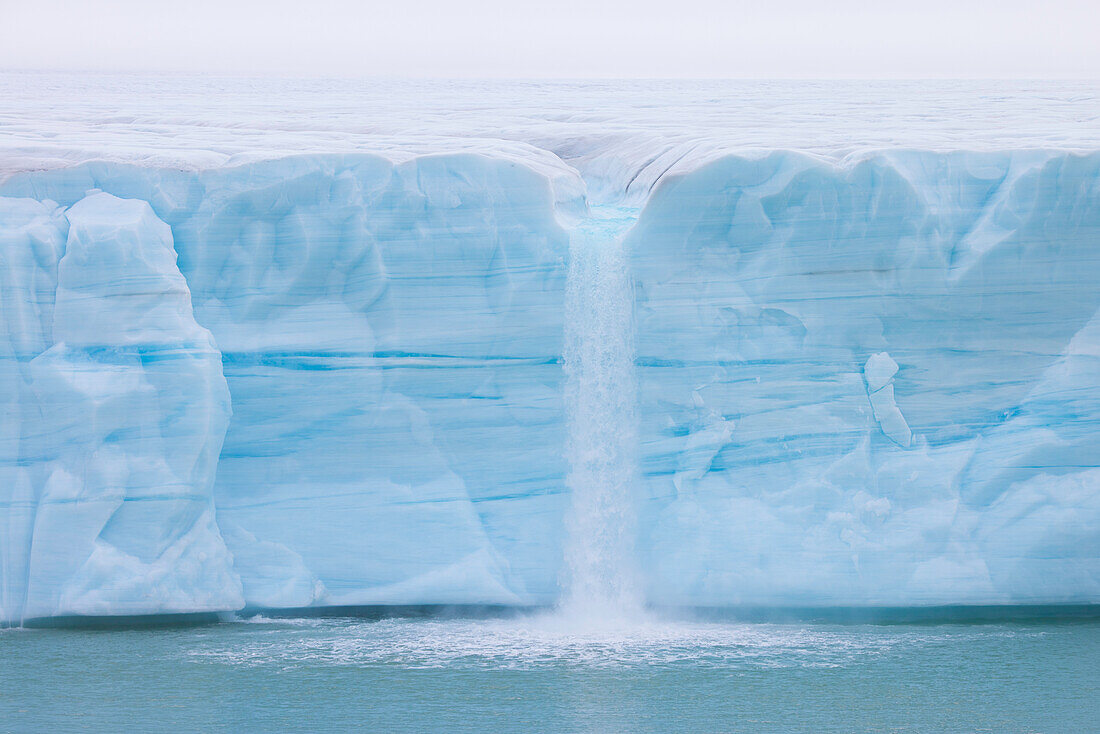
top-left (2, 155), bottom-right (570, 623)
top-left (2, 149), bottom-right (1099, 622)
top-left (632, 150), bottom-right (1100, 605)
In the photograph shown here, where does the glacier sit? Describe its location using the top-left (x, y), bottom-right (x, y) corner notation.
top-left (1, 76), bottom-right (1099, 623)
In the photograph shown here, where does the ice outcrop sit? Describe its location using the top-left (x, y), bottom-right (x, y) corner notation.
top-left (1, 194), bottom-right (239, 622)
top-left (1, 148), bottom-right (1099, 622)
top-left (864, 353), bottom-right (912, 448)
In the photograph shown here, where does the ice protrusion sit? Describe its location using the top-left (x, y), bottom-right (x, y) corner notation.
top-left (864, 353), bottom-right (912, 448)
top-left (54, 193), bottom-right (212, 346)
top-left (9, 193), bottom-right (242, 621)
top-left (219, 521), bottom-right (328, 610)
top-left (863, 352), bottom-right (899, 393)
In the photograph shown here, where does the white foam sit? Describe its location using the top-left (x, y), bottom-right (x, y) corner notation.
top-left (189, 613), bottom-right (922, 671)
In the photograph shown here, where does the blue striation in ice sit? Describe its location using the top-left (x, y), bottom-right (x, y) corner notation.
top-left (1, 78), bottom-right (1099, 623)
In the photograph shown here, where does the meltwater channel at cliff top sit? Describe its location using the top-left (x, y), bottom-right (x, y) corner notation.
top-left (2, 74), bottom-right (1100, 625)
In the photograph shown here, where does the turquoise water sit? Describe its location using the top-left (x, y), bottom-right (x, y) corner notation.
top-left (3, 612), bottom-right (1098, 732)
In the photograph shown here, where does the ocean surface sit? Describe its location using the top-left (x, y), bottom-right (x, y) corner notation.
top-left (4, 611), bottom-right (1098, 732)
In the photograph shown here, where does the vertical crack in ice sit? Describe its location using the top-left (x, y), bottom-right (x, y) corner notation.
top-left (559, 206), bottom-right (645, 623)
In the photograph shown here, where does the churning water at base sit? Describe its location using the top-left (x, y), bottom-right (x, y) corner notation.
top-left (560, 207), bottom-right (643, 621)
top-left (4, 614), bottom-right (1098, 732)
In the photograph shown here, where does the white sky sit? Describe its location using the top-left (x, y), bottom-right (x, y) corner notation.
top-left (1, 0), bottom-right (1097, 78)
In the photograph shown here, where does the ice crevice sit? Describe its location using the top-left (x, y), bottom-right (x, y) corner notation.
top-left (2, 147), bottom-right (1100, 623)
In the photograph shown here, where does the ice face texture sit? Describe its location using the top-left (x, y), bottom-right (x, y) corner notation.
top-left (2, 194), bottom-right (239, 621)
top-left (1, 82), bottom-right (1099, 621)
top-left (631, 150), bottom-right (1100, 605)
top-left (2, 155), bottom-right (570, 623)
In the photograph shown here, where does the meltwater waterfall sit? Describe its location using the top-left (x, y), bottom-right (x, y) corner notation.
top-left (559, 208), bottom-right (644, 619)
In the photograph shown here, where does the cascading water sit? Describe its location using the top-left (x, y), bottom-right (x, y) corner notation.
top-left (559, 207), bottom-right (644, 621)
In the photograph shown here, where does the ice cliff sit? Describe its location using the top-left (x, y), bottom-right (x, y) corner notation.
top-left (2, 145), bottom-right (1098, 623)
top-left (632, 150), bottom-right (1100, 605)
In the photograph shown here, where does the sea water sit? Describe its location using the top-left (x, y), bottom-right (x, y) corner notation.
top-left (3, 612), bottom-right (1098, 732)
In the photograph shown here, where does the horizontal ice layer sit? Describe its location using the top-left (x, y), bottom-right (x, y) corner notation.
top-left (2, 146), bottom-right (1099, 622)
top-left (632, 150), bottom-right (1100, 605)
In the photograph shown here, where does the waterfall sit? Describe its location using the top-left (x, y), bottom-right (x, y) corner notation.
top-left (559, 207), bottom-right (643, 620)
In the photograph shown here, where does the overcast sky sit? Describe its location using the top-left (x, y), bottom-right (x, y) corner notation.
top-left (2, 0), bottom-right (1097, 78)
